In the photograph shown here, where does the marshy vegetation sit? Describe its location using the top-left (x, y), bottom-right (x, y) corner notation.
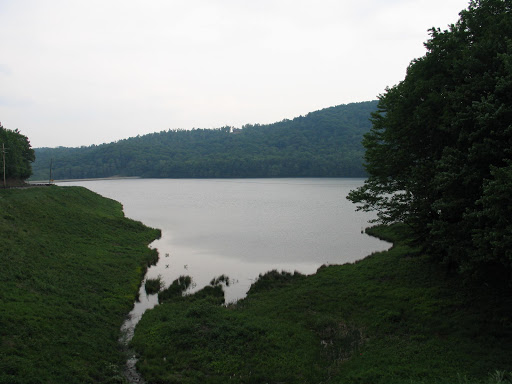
top-left (130, 224), bottom-right (512, 383)
top-left (144, 276), bottom-right (164, 295)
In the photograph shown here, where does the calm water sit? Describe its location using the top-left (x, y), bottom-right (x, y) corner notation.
top-left (60, 178), bottom-right (389, 324)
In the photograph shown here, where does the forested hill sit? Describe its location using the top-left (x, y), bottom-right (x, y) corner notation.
top-left (31, 100), bottom-right (377, 180)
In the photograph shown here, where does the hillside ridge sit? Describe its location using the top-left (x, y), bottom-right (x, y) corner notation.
top-left (31, 100), bottom-right (377, 180)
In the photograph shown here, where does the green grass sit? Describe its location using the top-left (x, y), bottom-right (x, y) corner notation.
top-left (131, 224), bottom-right (512, 384)
top-left (2, 186), bottom-right (511, 383)
top-left (0, 186), bottom-right (160, 384)
top-left (145, 276), bottom-right (164, 295)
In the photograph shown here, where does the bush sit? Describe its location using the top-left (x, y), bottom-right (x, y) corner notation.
top-left (144, 276), bottom-right (163, 295)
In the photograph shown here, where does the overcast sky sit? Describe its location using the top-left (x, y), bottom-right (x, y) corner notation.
top-left (1, 0), bottom-right (470, 148)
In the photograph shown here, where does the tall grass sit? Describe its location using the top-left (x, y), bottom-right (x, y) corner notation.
top-left (131, 224), bottom-right (512, 383)
top-left (0, 186), bottom-right (160, 383)
top-left (145, 275), bottom-right (164, 295)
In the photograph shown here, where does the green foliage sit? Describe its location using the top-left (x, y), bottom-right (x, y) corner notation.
top-left (246, 269), bottom-right (305, 295)
top-left (487, 370), bottom-right (512, 384)
top-left (210, 274), bottom-right (231, 287)
top-left (158, 275), bottom-right (193, 303)
top-left (0, 186), bottom-right (160, 383)
top-left (0, 123), bottom-right (35, 183)
top-left (131, 224), bottom-right (512, 383)
top-left (132, 293), bottom-right (325, 383)
top-left (469, 162), bottom-right (512, 273)
top-left (348, 0), bottom-right (512, 279)
top-left (30, 101), bottom-right (377, 180)
top-left (188, 285), bottom-right (226, 306)
top-left (145, 276), bottom-right (164, 295)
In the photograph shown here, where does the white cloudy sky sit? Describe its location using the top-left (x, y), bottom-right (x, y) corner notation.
top-left (1, 0), bottom-right (469, 148)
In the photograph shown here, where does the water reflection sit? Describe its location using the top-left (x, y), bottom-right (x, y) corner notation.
top-left (60, 178), bottom-right (389, 317)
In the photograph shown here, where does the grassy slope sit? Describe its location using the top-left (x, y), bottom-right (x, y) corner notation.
top-left (0, 186), bottom-right (160, 384)
top-left (131, 224), bottom-right (512, 384)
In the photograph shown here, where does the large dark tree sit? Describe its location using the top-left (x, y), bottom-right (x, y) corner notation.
top-left (348, 0), bottom-right (512, 278)
top-left (0, 124), bottom-right (35, 184)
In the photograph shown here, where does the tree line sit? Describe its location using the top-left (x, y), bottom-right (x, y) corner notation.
top-left (30, 101), bottom-right (377, 180)
top-left (0, 123), bottom-right (35, 186)
top-left (349, 0), bottom-right (512, 282)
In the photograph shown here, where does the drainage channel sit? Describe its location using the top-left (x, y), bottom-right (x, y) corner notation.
top-left (119, 249), bottom-right (161, 384)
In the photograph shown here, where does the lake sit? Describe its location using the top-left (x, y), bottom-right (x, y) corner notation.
top-left (59, 178), bottom-right (389, 323)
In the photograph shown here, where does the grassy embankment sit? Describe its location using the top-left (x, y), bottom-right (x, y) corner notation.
top-left (131, 224), bottom-right (512, 384)
top-left (0, 186), bottom-right (160, 384)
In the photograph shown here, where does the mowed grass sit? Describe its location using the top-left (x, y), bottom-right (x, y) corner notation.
top-left (0, 186), bottom-right (160, 384)
top-left (131, 224), bottom-right (512, 384)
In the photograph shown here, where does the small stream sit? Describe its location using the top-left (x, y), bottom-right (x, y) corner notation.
top-left (119, 243), bottom-right (161, 384)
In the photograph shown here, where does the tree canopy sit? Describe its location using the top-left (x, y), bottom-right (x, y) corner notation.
top-left (31, 101), bottom-right (377, 180)
top-left (0, 123), bottom-right (35, 184)
top-left (348, 0), bottom-right (512, 279)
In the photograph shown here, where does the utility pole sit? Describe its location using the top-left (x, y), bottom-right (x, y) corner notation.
top-left (49, 158), bottom-right (53, 184)
top-left (1, 143), bottom-right (6, 188)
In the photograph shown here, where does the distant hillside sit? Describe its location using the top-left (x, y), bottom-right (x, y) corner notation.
top-left (31, 101), bottom-right (377, 180)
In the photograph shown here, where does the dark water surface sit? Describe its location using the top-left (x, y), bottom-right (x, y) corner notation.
top-left (60, 178), bottom-right (389, 321)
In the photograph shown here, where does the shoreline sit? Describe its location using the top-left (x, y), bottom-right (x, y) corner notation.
top-left (29, 176), bottom-right (141, 184)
